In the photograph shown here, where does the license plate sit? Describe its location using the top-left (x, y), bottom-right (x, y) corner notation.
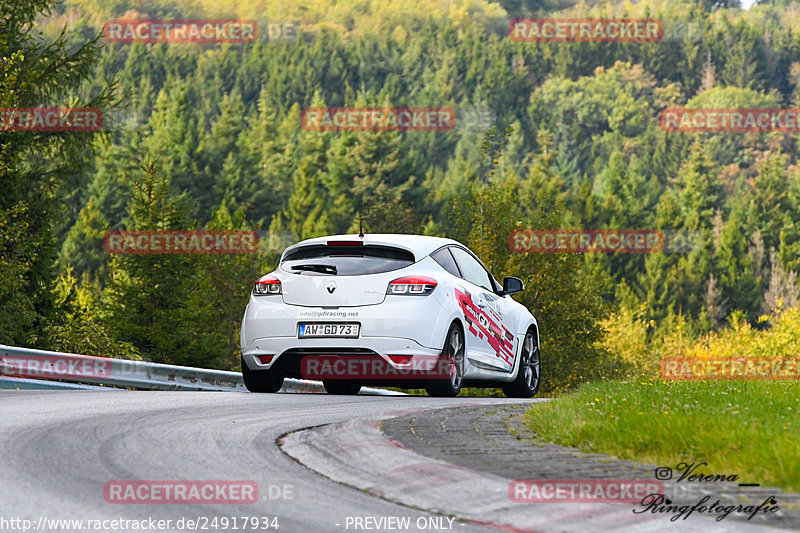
top-left (298, 323), bottom-right (360, 338)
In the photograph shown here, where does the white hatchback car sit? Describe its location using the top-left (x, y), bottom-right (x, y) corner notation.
top-left (240, 234), bottom-right (540, 397)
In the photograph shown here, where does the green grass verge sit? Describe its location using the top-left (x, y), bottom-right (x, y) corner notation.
top-left (524, 379), bottom-right (800, 493)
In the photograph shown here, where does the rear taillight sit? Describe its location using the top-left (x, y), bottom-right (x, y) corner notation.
top-left (253, 275), bottom-right (281, 295)
top-left (387, 276), bottom-right (437, 296)
top-left (388, 355), bottom-right (413, 365)
top-left (259, 355), bottom-right (274, 364)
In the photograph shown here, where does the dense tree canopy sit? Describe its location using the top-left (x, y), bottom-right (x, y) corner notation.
top-left (4, 0), bottom-right (800, 392)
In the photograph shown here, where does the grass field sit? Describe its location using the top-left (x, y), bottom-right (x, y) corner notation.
top-left (525, 379), bottom-right (800, 493)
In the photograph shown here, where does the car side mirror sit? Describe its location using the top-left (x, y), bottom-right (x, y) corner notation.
top-left (503, 277), bottom-right (524, 295)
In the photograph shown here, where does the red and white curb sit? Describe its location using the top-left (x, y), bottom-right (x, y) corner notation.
top-left (279, 413), bottom-right (784, 533)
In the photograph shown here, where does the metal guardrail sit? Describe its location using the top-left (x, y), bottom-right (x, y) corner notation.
top-left (0, 376), bottom-right (109, 391)
top-left (0, 344), bottom-right (402, 395)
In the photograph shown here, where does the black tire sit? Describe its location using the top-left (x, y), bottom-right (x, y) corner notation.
top-left (241, 356), bottom-right (284, 393)
top-left (425, 324), bottom-right (465, 397)
top-left (323, 380), bottom-right (362, 395)
top-left (502, 330), bottom-right (541, 398)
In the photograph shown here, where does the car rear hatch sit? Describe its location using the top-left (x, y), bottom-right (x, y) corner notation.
top-left (279, 241), bottom-right (416, 307)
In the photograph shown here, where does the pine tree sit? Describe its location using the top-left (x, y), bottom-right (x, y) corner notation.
top-left (226, 88), bottom-right (288, 226)
top-left (182, 200), bottom-right (264, 370)
top-left (100, 157), bottom-right (194, 364)
top-left (763, 250), bottom-right (799, 315)
top-left (144, 84), bottom-right (206, 216)
top-left (673, 141), bottom-right (720, 232)
top-left (746, 153), bottom-right (795, 252)
top-left (0, 0), bottom-right (114, 346)
top-left (716, 207), bottom-right (761, 320)
top-left (282, 94), bottom-right (334, 239)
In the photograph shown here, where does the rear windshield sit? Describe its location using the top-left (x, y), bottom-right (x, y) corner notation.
top-left (280, 245), bottom-right (415, 276)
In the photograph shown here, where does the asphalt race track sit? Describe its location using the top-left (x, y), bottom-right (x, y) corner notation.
top-left (0, 391), bottom-right (527, 533)
top-left (1, 391), bottom-right (791, 533)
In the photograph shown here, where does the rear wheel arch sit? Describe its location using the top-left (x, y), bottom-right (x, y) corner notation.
top-left (449, 318), bottom-right (467, 359)
top-left (503, 325), bottom-right (541, 398)
top-left (425, 321), bottom-right (466, 397)
top-left (449, 318), bottom-right (465, 338)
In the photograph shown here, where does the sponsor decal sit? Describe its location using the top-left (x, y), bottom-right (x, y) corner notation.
top-left (296, 310), bottom-right (359, 318)
top-left (454, 288), bottom-right (514, 366)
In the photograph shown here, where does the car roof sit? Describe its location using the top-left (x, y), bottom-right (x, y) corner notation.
top-left (281, 233), bottom-right (465, 261)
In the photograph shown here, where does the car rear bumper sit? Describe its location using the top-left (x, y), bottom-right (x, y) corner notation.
top-left (241, 294), bottom-right (448, 363)
top-left (242, 336), bottom-right (442, 369)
